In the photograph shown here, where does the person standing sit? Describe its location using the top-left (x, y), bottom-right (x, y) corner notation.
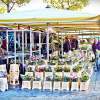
top-left (63, 36), bottom-right (71, 53)
top-left (0, 37), bottom-right (6, 64)
top-left (92, 39), bottom-right (97, 59)
top-left (70, 35), bottom-right (78, 51)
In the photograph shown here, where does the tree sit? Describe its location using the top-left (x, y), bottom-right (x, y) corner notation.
top-left (0, 6), bottom-right (6, 13)
top-left (0, 0), bottom-right (31, 13)
top-left (44, 0), bottom-right (89, 10)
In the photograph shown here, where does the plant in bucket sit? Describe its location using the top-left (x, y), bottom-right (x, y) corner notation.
top-left (80, 71), bottom-right (90, 91)
top-left (43, 67), bottom-right (53, 90)
top-left (21, 75), bottom-right (32, 89)
top-left (70, 72), bottom-right (78, 91)
top-left (53, 73), bottom-right (62, 90)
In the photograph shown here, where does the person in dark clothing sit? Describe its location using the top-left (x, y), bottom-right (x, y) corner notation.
top-left (96, 40), bottom-right (100, 50)
top-left (92, 39), bottom-right (97, 59)
top-left (70, 35), bottom-right (78, 51)
top-left (63, 37), bottom-right (71, 53)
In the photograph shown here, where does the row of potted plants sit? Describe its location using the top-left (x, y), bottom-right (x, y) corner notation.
top-left (21, 70), bottom-right (90, 91)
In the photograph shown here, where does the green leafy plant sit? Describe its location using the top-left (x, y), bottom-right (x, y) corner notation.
top-left (54, 66), bottom-right (63, 72)
top-left (22, 75), bottom-right (32, 81)
top-left (0, 0), bottom-right (31, 13)
top-left (45, 67), bottom-right (52, 72)
top-left (54, 74), bottom-right (62, 81)
top-left (58, 61), bottom-right (65, 65)
top-left (81, 46), bottom-right (88, 50)
top-left (48, 60), bottom-right (56, 65)
top-left (51, 56), bottom-right (59, 60)
top-left (37, 60), bottom-right (45, 65)
top-left (73, 65), bottom-right (82, 72)
top-left (81, 71), bottom-right (89, 82)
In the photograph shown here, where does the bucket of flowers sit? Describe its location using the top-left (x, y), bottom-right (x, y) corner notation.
top-left (80, 71), bottom-right (90, 91)
top-left (21, 74), bottom-right (32, 89)
top-left (53, 73), bottom-right (62, 90)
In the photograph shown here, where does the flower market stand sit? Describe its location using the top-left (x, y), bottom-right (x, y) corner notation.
top-left (0, 7), bottom-right (99, 92)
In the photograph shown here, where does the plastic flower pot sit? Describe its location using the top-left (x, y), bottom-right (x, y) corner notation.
top-left (53, 81), bottom-right (61, 90)
top-left (44, 72), bottom-right (53, 80)
top-left (80, 71), bottom-right (90, 91)
top-left (71, 78), bottom-right (78, 91)
top-left (43, 81), bottom-right (52, 90)
top-left (62, 76), bottom-right (70, 91)
top-left (22, 81), bottom-right (31, 89)
top-left (32, 81), bottom-right (42, 90)
top-left (35, 72), bottom-right (44, 80)
top-left (53, 74), bottom-right (62, 90)
top-left (80, 79), bottom-right (90, 91)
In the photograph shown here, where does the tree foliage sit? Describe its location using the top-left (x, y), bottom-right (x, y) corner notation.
top-left (0, 6), bottom-right (6, 13)
top-left (44, 0), bottom-right (89, 10)
top-left (0, 0), bottom-right (31, 13)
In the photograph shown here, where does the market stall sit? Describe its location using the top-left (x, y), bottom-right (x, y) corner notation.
top-left (0, 7), bottom-right (99, 91)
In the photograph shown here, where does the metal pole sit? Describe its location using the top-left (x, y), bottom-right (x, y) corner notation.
top-left (22, 30), bottom-right (24, 65)
top-left (18, 33), bottom-right (20, 47)
top-left (25, 32), bottom-right (27, 48)
top-left (6, 30), bottom-right (9, 64)
top-left (30, 30), bottom-right (32, 61)
top-left (39, 31), bottom-right (41, 59)
top-left (14, 30), bottom-right (16, 64)
top-left (46, 27), bottom-right (50, 61)
top-left (61, 32), bottom-right (63, 57)
top-left (32, 32), bottom-right (34, 49)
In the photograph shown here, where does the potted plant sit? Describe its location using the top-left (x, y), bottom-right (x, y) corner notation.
top-left (73, 65), bottom-right (82, 72)
top-left (43, 75), bottom-right (53, 90)
top-left (54, 66), bottom-right (63, 72)
top-left (71, 77), bottom-right (79, 91)
top-left (28, 61), bottom-right (36, 71)
top-left (32, 76), bottom-right (42, 90)
top-left (44, 67), bottom-right (53, 83)
top-left (21, 75), bottom-right (32, 89)
top-left (53, 74), bottom-right (62, 90)
top-left (48, 60), bottom-right (56, 65)
top-left (43, 67), bottom-right (53, 90)
top-left (62, 76), bottom-right (70, 91)
top-left (80, 71), bottom-right (90, 91)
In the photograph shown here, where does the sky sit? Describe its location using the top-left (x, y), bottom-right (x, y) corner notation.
top-left (15, 0), bottom-right (100, 14)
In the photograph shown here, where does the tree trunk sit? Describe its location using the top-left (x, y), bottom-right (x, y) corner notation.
top-left (7, 4), bottom-right (10, 13)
